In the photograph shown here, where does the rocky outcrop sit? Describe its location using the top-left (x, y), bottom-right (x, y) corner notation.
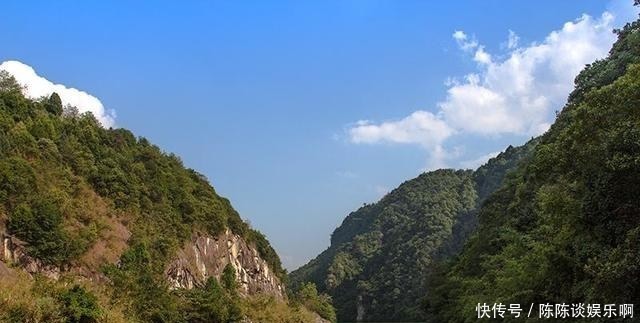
top-left (165, 229), bottom-right (285, 299)
top-left (1, 233), bottom-right (60, 279)
top-left (2, 228), bottom-right (285, 300)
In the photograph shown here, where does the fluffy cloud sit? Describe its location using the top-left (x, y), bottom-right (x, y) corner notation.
top-left (0, 60), bottom-right (115, 127)
top-left (349, 111), bottom-right (454, 168)
top-left (349, 111), bottom-right (453, 146)
top-left (442, 12), bottom-right (616, 136)
top-left (348, 4), bottom-right (635, 169)
top-left (473, 47), bottom-right (492, 65)
top-left (452, 30), bottom-right (478, 51)
top-left (451, 30), bottom-right (493, 65)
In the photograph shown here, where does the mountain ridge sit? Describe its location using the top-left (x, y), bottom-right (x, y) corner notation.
top-left (289, 140), bottom-right (536, 321)
top-left (291, 16), bottom-right (640, 322)
top-left (0, 71), bottom-right (335, 322)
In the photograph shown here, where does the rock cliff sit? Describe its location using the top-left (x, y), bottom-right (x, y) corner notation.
top-left (1, 232), bottom-right (60, 279)
top-left (1, 228), bottom-right (286, 300)
top-left (165, 229), bottom-right (285, 298)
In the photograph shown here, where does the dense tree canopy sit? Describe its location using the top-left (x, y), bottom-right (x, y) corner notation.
top-left (292, 16), bottom-right (640, 323)
top-left (425, 17), bottom-right (640, 322)
top-left (289, 151), bottom-right (532, 321)
top-left (0, 71), bottom-right (290, 321)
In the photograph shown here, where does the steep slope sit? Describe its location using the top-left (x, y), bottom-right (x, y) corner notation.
top-left (0, 73), bottom-right (323, 322)
top-left (290, 17), bottom-right (640, 322)
top-left (293, 16), bottom-right (640, 323)
top-left (426, 17), bottom-right (640, 322)
top-left (289, 142), bottom-right (534, 321)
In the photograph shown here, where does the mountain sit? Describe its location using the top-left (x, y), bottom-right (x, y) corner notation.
top-left (0, 73), bottom-right (334, 322)
top-left (425, 17), bottom-right (640, 322)
top-left (289, 143), bottom-right (535, 321)
top-left (291, 16), bottom-right (640, 323)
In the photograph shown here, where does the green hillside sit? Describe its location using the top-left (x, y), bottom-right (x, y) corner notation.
top-left (425, 17), bottom-right (640, 322)
top-left (291, 17), bottom-right (640, 323)
top-left (2, 9), bottom-right (638, 323)
top-left (289, 143), bottom-right (534, 321)
top-left (0, 72), bottom-right (330, 322)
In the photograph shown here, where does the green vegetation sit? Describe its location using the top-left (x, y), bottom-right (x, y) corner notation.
top-left (7, 198), bottom-right (72, 266)
top-left (221, 263), bottom-right (239, 291)
top-left (292, 17), bottom-right (640, 322)
top-left (180, 278), bottom-right (243, 323)
top-left (242, 295), bottom-right (325, 323)
top-left (0, 69), bottom-right (285, 278)
top-left (59, 285), bottom-right (103, 323)
top-left (3, 11), bottom-right (638, 323)
top-left (0, 273), bottom-right (126, 323)
top-left (0, 70), bottom-right (297, 321)
top-left (425, 17), bottom-right (640, 322)
top-left (293, 283), bottom-right (337, 323)
top-left (290, 162), bottom-right (531, 321)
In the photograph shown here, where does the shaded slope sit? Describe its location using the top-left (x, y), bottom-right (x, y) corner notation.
top-left (290, 143), bottom-right (534, 321)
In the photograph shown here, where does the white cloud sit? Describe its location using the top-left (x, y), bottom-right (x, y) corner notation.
top-left (452, 30), bottom-right (492, 66)
top-left (444, 11), bottom-right (616, 136)
top-left (349, 111), bottom-right (453, 146)
top-left (452, 30), bottom-right (466, 41)
top-left (452, 30), bottom-right (478, 51)
top-left (0, 60), bottom-right (115, 127)
top-left (459, 151), bottom-right (500, 169)
top-left (348, 111), bottom-right (454, 168)
top-left (347, 3), bottom-right (635, 169)
top-left (473, 46), bottom-right (492, 65)
top-left (440, 83), bottom-right (520, 134)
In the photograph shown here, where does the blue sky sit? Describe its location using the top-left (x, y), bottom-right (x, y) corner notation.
top-left (1, 1), bottom-right (638, 269)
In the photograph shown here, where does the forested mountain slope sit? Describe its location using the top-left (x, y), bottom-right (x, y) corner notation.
top-left (425, 17), bottom-right (640, 323)
top-left (289, 143), bottom-right (535, 321)
top-left (292, 16), bottom-right (640, 323)
top-left (0, 72), bottom-right (333, 322)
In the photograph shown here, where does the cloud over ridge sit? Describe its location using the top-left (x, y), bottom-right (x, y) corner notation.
top-left (0, 60), bottom-right (115, 127)
top-left (442, 12), bottom-right (615, 136)
top-left (347, 4), bottom-right (635, 169)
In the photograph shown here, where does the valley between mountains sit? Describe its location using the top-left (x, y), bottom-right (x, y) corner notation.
top-left (1, 13), bottom-right (639, 323)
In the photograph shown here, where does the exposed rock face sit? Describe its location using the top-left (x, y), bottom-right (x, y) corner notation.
top-left (165, 229), bottom-right (285, 299)
top-left (2, 228), bottom-right (285, 300)
top-left (1, 233), bottom-right (60, 279)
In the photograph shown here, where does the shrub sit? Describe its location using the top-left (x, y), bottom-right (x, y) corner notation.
top-left (59, 285), bottom-right (102, 323)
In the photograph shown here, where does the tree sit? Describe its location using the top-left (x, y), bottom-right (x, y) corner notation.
top-left (222, 263), bottom-right (238, 291)
top-left (7, 199), bottom-right (70, 266)
top-left (0, 71), bottom-right (22, 93)
top-left (45, 92), bottom-right (63, 116)
top-left (296, 283), bottom-right (337, 323)
top-left (59, 285), bottom-right (102, 323)
top-left (184, 278), bottom-right (243, 323)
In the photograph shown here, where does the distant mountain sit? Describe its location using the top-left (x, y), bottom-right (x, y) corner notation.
top-left (291, 16), bottom-right (640, 323)
top-left (0, 72), bottom-right (333, 322)
top-left (289, 142), bottom-right (535, 321)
